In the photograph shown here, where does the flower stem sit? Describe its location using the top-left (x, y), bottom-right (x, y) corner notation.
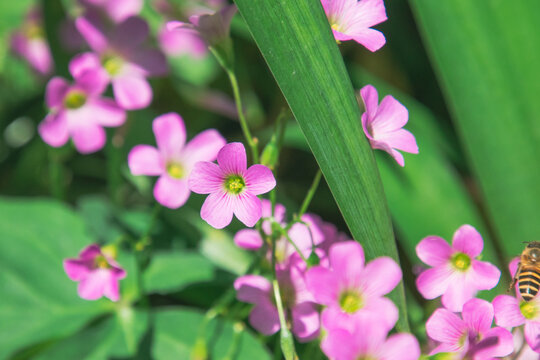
top-left (48, 148), bottom-right (65, 200)
top-left (298, 169), bottom-right (322, 218)
top-left (221, 322), bottom-right (244, 360)
top-left (226, 69), bottom-right (259, 163)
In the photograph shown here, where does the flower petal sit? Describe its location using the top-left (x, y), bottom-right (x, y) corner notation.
top-left (83, 98), bottom-right (126, 127)
top-left (462, 298), bottom-right (494, 335)
top-left (234, 275), bottom-right (271, 304)
top-left (153, 176), bottom-right (190, 209)
top-left (452, 224), bottom-right (484, 257)
top-left (524, 322), bottom-right (540, 352)
top-left (291, 302), bottom-right (320, 342)
top-left (426, 308), bottom-right (466, 344)
top-left (329, 241), bottom-right (365, 288)
top-left (360, 84), bottom-right (379, 121)
top-left (321, 326), bottom-right (359, 360)
top-left (69, 52), bottom-right (106, 82)
top-left (129, 48), bottom-right (168, 77)
top-left (110, 16), bottom-right (149, 50)
top-left (200, 191), bottom-right (234, 229)
top-left (112, 74), bottom-right (152, 110)
top-left (152, 112), bottom-right (186, 158)
top-left (63, 259), bottom-right (92, 281)
top-left (39, 112), bottom-right (69, 148)
top-left (75, 16), bottom-right (108, 53)
top-left (360, 256), bottom-right (402, 297)
top-left (305, 265), bottom-right (339, 306)
top-left (104, 0), bottom-right (143, 23)
top-left (378, 128), bottom-right (418, 154)
top-left (183, 129), bottom-right (226, 167)
top-left (493, 295), bottom-right (525, 328)
top-left (217, 142), bottom-right (247, 174)
top-left (362, 296), bottom-right (399, 331)
top-left (372, 94), bottom-right (408, 135)
top-left (188, 161), bottom-right (224, 194)
top-left (249, 301), bottom-right (280, 335)
top-left (77, 269), bottom-right (108, 300)
top-left (415, 264), bottom-right (454, 300)
top-left (232, 192), bottom-right (262, 227)
top-left (377, 333), bottom-right (420, 360)
top-left (128, 145), bottom-right (163, 176)
top-left (45, 77), bottom-right (70, 108)
top-left (441, 273), bottom-right (477, 312)
top-left (470, 260), bottom-right (501, 290)
top-left (234, 229), bottom-right (263, 250)
top-left (102, 275), bottom-right (120, 301)
top-left (245, 164), bottom-right (276, 195)
top-left (474, 326), bottom-right (514, 359)
top-left (71, 122), bottom-right (107, 154)
top-left (416, 236), bottom-right (453, 267)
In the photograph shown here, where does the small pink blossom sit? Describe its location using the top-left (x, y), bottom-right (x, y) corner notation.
top-left (233, 199), bottom-right (285, 250)
top-left (306, 241), bottom-right (402, 331)
top-left (79, 0), bottom-right (143, 23)
top-left (322, 0), bottom-right (387, 52)
top-left (360, 84), bottom-right (418, 166)
top-left (158, 25), bottom-right (208, 59)
top-left (74, 15), bottom-right (168, 110)
top-left (188, 142), bottom-right (276, 229)
top-left (415, 224), bottom-right (501, 312)
top-left (128, 112), bottom-right (225, 209)
top-left (426, 298), bottom-right (513, 360)
top-left (234, 256), bottom-right (320, 341)
top-left (38, 59), bottom-right (126, 154)
top-left (63, 244), bottom-right (126, 301)
top-left (321, 315), bottom-right (420, 360)
top-left (10, 7), bottom-right (53, 76)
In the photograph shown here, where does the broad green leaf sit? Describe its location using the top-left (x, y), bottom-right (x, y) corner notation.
top-left (153, 308), bottom-right (271, 360)
top-left (0, 198), bottom-right (112, 358)
top-left (143, 252), bottom-right (215, 294)
top-left (408, 0), bottom-right (540, 256)
top-left (234, 0), bottom-right (407, 329)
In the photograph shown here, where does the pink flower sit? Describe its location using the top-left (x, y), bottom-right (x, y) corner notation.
top-left (38, 60), bottom-right (126, 154)
top-left (305, 241), bottom-right (402, 331)
top-left (233, 199), bottom-right (285, 250)
top-left (74, 16), bottom-right (168, 110)
top-left (79, 0), bottom-right (143, 23)
top-left (158, 25), bottom-right (208, 59)
top-left (321, 315), bottom-right (420, 360)
top-left (322, 0), bottom-right (387, 52)
top-left (234, 256), bottom-right (320, 341)
top-left (415, 224), bottom-right (501, 312)
top-left (426, 298), bottom-right (514, 360)
top-left (128, 112), bottom-right (225, 209)
top-left (63, 244), bottom-right (126, 301)
top-left (10, 7), bottom-right (53, 76)
top-left (360, 85), bottom-right (418, 166)
top-left (188, 142), bottom-right (276, 229)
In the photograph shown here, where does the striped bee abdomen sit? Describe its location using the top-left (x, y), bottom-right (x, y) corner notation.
top-left (518, 267), bottom-right (540, 301)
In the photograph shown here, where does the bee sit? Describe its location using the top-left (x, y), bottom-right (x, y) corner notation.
top-left (510, 242), bottom-right (540, 301)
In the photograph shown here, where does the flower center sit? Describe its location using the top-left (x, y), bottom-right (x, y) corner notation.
top-left (451, 252), bottom-right (471, 271)
top-left (167, 162), bottom-right (185, 179)
top-left (94, 255), bottom-right (109, 269)
top-left (224, 175), bottom-right (246, 195)
top-left (64, 90), bottom-right (87, 109)
top-left (339, 290), bottom-right (363, 314)
top-left (520, 301), bottom-right (538, 319)
top-left (102, 56), bottom-right (124, 76)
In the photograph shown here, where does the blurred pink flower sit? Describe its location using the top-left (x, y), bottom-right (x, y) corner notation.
top-left (38, 59), bottom-right (126, 154)
top-left (322, 315), bottom-right (420, 360)
top-left (10, 7), bottom-right (53, 76)
top-left (306, 241), bottom-right (401, 331)
top-left (322, 0), bottom-right (387, 52)
top-left (158, 25), bottom-right (208, 59)
top-left (188, 142), bottom-right (276, 229)
top-left (426, 298), bottom-right (513, 360)
top-left (233, 199), bottom-right (285, 250)
top-left (360, 84), bottom-right (418, 166)
top-left (128, 112), bottom-right (225, 209)
top-left (79, 0), bottom-right (143, 23)
top-left (415, 224), bottom-right (500, 312)
top-left (234, 256), bottom-right (320, 341)
top-left (64, 244), bottom-right (126, 301)
top-left (74, 16), bottom-right (168, 110)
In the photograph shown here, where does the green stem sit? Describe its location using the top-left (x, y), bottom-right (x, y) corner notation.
top-left (48, 149), bottom-right (64, 200)
top-left (221, 322), bottom-right (244, 360)
top-left (226, 69), bottom-right (259, 163)
top-left (298, 169), bottom-right (322, 218)
top-left (278, 225), bottom-right (308, 263)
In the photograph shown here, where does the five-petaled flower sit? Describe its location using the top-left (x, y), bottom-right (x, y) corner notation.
top-left (360, 84), bottom-right (418, 166)
top-left (426, 298), bottom-right (513, 360)
top-left (188, 142), bottom-right (276, 229)
top-left (415, 224), bottom-right (501, 312)
top-left (64, 244), bottom-right (126, 301)
top-left (322, 0), bottom-right (388, 52)
top-left (128, 112), bottom-right (225, 209)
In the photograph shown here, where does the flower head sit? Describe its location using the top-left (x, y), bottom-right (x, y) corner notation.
top-left (415, 224), bottom-right (501, 312)
top-left (321, 315), bottom-right (420, 360)
top-left (38, 59), bottom-right (126, 154)
top-left (306, 241), bottom-right (402, 331)
top-left (159, 25), bottom-right (208, 59)
top-left (426, 298), bottom-right (513, 360)
top-left (74, 15), bottom-right (168, 110)
top-left (128, 112), bottom-right (225, 209)
top-left (188, 142), bottom-right (276, 229)
top-left (10, 7), bottom-right (53, 76)
top-left (63, 244), bottom-right (126, 301)
top-left (322, 0), bottom-right (387, 52)
top-left (234, 256), bottom-right (320, 341)
top-left (360, 84), bottom-right (418, 166)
